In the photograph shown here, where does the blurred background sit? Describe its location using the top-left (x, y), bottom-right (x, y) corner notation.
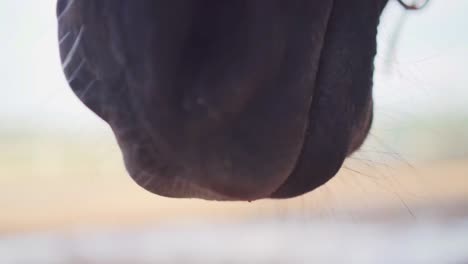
top-left (0, 0), bottom-right (467, 263)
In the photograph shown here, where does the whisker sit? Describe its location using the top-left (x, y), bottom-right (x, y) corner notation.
top-left (347, 157), bottom-right (389, 166)
top-left (369, 132), bottom-right (415, 169)
top-left (62, 25), bottom-right (84, 69)
top-left (342, 166), bottom-right (380, 180)
top-left (57, 0), bottom-right (76, 22)
top-left (76, 79), bottom-right (97, 100)
top-left (141, 175), bottom-right (155, 189)
top-left (58, 31), bottom-right (70, 45)
top-left (66, 59), bottom-right (85, 84)
top-left (392, 190), bottom-right (415, 217)
top-left (356, 149), bottom-right (399, 155)
top-left (344, 164), bottom-right (416, 218)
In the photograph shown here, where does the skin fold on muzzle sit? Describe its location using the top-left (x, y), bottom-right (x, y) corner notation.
top-left (58, 0), bottom-right (389, 201)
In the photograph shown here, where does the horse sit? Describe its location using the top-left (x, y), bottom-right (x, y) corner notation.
top-left (57, 0), bottom-right (427, 201)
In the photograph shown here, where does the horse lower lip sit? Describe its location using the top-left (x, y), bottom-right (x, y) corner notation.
top-left (117, 8), bottom-right (336, 201)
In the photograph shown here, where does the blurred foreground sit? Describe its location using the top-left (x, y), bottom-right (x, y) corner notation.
top-left (1, 134), bottom-right (468, 233)
top-left (1, 215), bottom-right (467, 264)
top-left (0, 134), bottom-right (467, 263)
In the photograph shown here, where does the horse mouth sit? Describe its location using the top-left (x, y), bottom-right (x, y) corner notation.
top-left (58, 1), bottom-right (378, 201)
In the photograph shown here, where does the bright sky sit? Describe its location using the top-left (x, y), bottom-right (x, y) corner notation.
top-left (1, 0), bottom-right (467, 134)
